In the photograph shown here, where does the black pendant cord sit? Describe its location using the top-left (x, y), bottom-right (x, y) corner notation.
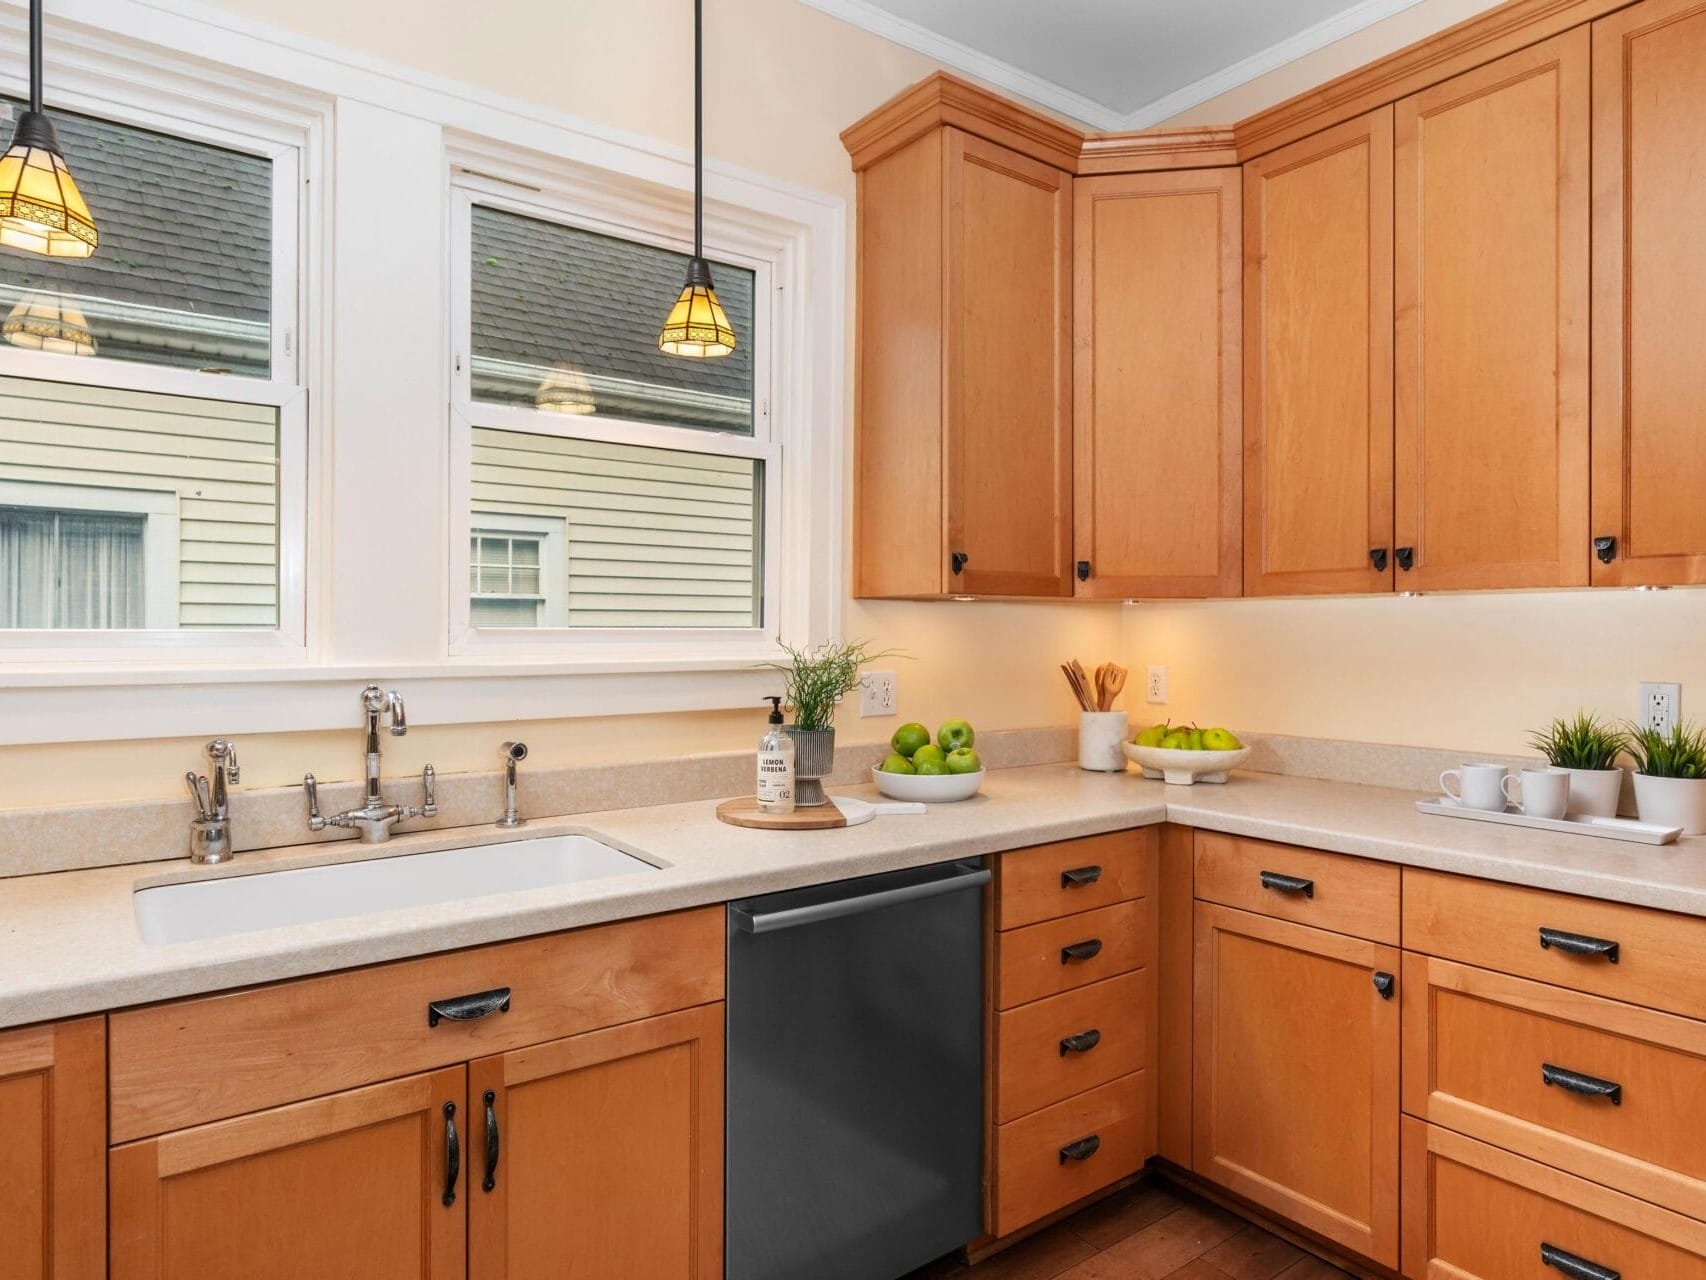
top-left (29, 0), bottom-right (43, 114)
top-left (692, 0), bottom-right (703, 261)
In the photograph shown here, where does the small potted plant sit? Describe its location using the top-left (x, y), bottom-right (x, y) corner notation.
top-left (766, 640), bottom-right (892, 807)
top-left (1626, 720), bottom-right (1706, 835)
top-left (1526, 712), bottom-right (1628, 817)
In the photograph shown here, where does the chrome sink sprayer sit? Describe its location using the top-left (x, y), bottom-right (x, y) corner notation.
top-left (303, 684), bottom-right (437, 843)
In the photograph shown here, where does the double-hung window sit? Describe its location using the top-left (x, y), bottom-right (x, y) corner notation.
top-left (450, 183), bottom-right (780, 660)
top-left (0, 92), bottom-right (307, 660)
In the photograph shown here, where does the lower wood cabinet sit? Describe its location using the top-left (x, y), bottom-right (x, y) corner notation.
top-left (1193, 902), bottom-right (1400, 1266)
top-left (0, 1018), bottom-right (105, 1280)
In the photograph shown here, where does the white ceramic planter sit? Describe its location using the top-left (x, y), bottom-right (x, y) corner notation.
top-left (1562, 767), bottom-right (1624, 818)
top-left (1632, 773), bottom-right (1706, 836)
top-left (1078, 711), bottom-right (1130, 772)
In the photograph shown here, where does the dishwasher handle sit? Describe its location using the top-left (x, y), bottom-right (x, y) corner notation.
top-left (731, 863), bottom-right (991, 934)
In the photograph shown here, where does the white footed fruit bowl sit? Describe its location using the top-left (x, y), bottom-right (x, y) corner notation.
top-left (1123, 744), bottom-right (1251, 785)
top-left (871, 767), bottom-right (985, 803)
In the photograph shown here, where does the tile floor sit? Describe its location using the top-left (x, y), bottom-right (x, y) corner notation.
top-left (904, 1180), bottom-right (1356, 1280)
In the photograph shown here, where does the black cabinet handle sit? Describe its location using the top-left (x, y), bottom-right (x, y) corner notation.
top-left (1594, 536), bottom-right (1618, 565)
top-left (1061, 938), bottom-right (1104, 963)
top-left (1058, 1134), bottom-right (1101, 1164)
top-left (1260, 870), bottom-right (1315, 899)
top-left (442, 1102), bottom-right (460, 1207)
top-left (1539, 928), bottom-right (1620, 965)
top-left (481, 1089), bottom-right (501, 1191)
top-left (1394, 546), bottom-right (1415, 571)
top-left (428, 986), bottom-right (513, 1027)
top-left (1076, 560), bottom-right (1092, 582)
top-left (1542, 1063), bottom-right (1623, 1106)
top-left (1542, 1242), bottom-right (1620, 1280)
top-left (1373, 971), bottom-right (1396, 1000)
top-left (1061, 865), bottom-right (1103, 888)
top-left (1059, 1029), bottom-right (1102, 1056)
top-left (951, 551), bottom-right (968, 575)
top-left (1370, 548), bottom-right (1389, 572)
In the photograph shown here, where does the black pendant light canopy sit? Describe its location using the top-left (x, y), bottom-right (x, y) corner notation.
top-left (0, 0), bottom-right (97, 258)
top-left (658, 0), bottom-right (735, 358)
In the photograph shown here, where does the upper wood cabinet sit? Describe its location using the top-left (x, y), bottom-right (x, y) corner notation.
top-left (1393, 31), bottom-right (1592, 591)
top-left (1243, 109), bottom-right (1394, 597)
top-left (853, 125), bottom-right (1073, 598)
top-left (1590, 0), bottom-right (1706, 586)
top-left (1073, 169), bottom-right (1242, 599)
top-left (0, 1018), bottom-right (104, 1280)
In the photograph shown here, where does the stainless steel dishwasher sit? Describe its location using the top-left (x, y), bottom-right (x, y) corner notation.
top-left (726, 857), bottom-right (989, 1280)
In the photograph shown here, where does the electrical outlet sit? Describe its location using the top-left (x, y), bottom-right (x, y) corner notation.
top-left (1640, 681), bottom-right (1681, 735)
top-left (1146, 665), bottom-right (1168, 705)
top-left (860, 671), bottom-right (897, 718)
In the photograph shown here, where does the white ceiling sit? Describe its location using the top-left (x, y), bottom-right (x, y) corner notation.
top-left (802, 0), bottom-right (1430, 129)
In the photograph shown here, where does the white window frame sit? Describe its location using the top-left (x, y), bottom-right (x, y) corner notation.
top-left (469, 512), bottom-right (568, 629)
top-left (0, 34), bottom-right (319, 665)
top-left (0, 478), bottom-right (179, 628)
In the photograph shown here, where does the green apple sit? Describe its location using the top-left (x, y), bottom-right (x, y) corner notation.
top-left (1133, 723), bottom-right (1169, 748)
top-left (890, 722), bottom-right (931, 759)
top-left (937, 718), bottom-right (976, 751)
top-left (912, 743), bottom-right (947, 769)
top-left (1202, 727), bottom-right (1242, 751)
top-left (914, 756), bottom-right (950, 776)
top-left (945, 747), bottom-right (982, 774)
top-left (879, 752), bottom-right (916, 774)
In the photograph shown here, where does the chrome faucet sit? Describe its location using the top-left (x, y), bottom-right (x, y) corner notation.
top-left (188, 738), bottom-right (240, 863)
top-left (302, 684), bottom-right (437, 843)
top-left (496, 741), bottom-right (527, 829)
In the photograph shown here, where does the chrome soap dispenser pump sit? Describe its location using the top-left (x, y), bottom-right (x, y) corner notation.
top-left (757, 696), bottom-right (796, 815)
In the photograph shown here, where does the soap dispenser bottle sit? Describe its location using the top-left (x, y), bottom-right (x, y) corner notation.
top-left (757, 696), bottom-right (796, 814)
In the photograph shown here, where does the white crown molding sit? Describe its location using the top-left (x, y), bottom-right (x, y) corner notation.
top-left (802, 0), bottom-right (1432, 130)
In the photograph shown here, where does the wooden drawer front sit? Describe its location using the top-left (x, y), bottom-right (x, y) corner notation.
top-left (1404, 869), bottom-right (1706, 1020)
top-left (1402, 1118), bottom-right (1706, 1279)
top-left (996, 900), bottom-right (1149, 1010)
top-left (995, 971), bottom-right (1149, 1124)
top-left (997, 829), bottom-right (1152, 930)
top-left (1402, 952), bottom-right (1706, 1221)
top-left (993, 1071), bottom-right (1150, 1238)
top-left (109, 906), bottom-right (725, 1142)
top-left (1194, 831), bottom-right (1400, 944)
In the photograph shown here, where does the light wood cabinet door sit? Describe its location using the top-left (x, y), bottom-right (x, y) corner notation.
top-left (1393, 30), bottom-right (1591, 591)
top-left (1193, 903), bottom-right (1399, 1267)
top-left (110, 1066), bottom-right (466, 1280)
top-left (468, 1004), bottom-right (724, 1280)
top-left (0, 1019), bottom-right (103, 1280)
top-left (1244, 109), bottom-right (1394, 596)
top-left (1590, 0), bottom-right (1706, 586)
top-left (947, 130), bottom-right (1074, 598)
top-left (1073, 168), bottom-right (1242, 599)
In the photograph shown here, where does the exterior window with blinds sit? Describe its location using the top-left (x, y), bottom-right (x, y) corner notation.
top-left (452, 193), bottom-right (777, 645)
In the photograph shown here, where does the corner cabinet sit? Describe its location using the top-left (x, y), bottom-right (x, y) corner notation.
top-left (850, 123), bottom-right (1073, 599)
top-left (1073, 169), bottom-right (1243, 599)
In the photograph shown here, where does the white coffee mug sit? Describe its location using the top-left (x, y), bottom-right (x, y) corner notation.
top-left (1440, 762), bottom-right (1511, 812)
top-left (1506, 765), bottom-right (1570, 821)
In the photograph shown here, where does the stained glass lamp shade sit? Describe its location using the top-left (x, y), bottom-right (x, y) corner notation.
top-left (535, 362), bottom-right (596, 414)
top-left (0, 111), bottom-right (96, 259)
top-left (659, 257), bottom-right (736, 358)
top-left (4, 290), bottom-right (95, 355)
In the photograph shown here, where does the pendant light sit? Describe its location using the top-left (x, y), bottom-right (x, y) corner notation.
top-left (657, 0), bottom-right (735, 358)
top-left (0, 0), bottom-right (97, 258)
top-left (3, 289), bottom-right (95, 354)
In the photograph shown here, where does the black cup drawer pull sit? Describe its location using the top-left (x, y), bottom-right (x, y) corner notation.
top-left (1059, 1134), bottom-right (1101, 1164)
top-left (1061, 939), bottom-right (1104, 963)
top-left (1539, 928), bottom-right (1620, 965)
top-left (428, 986), bottom-right (513, 1027)
top-left (1541, 1242), bottom-right (1620, 1280)
top-left (1542, 1063), bottom-right (1623, 1106)
top-left (442, 1102), bottom-right (460, 1207)
top-left (1061, 865), bottom-right (1104, 888)
top-left (1259, 870), bottom-right (1315, 899)
top-left (1059, 1029), bottom-right (1102, 1056)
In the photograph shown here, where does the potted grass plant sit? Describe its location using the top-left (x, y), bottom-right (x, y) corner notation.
top-left (1626, 719), bottom-right (1706, 835)
top-left (766, 639), bottom-right (894, 806)
top-left (1526, 713), bottom-right (1629, 817)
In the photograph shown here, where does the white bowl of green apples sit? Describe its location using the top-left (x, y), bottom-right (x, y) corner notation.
top-left (874, 719), bottom-right (985, 802)
top-left (1124, 722), bottom-right (1250, 785)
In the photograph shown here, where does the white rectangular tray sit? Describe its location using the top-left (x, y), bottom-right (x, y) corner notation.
top-left (1416, 796), bottom-right (1682, 845)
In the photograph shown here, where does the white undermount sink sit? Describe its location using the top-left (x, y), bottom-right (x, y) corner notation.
top-left (133, 833), bottom-right (656, 945)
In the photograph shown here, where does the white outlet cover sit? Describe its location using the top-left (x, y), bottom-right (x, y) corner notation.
top-left (1146, 665), bottom-right (1167, 704)
top-left (860, 671), bottom-right (898, 718)
top-left (1640, 681), bottom-right (1681, 734)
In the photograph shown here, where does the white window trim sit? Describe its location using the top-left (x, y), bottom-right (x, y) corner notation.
top-left (469, 512), bottom-right (567, 629)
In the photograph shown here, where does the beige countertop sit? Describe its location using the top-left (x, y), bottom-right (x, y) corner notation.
top-left (4, 763), bottom-right (1706, 1030)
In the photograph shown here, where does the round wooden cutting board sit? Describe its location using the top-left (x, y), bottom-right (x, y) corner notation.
top-left (715, 796), bottom-right (848, 830)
